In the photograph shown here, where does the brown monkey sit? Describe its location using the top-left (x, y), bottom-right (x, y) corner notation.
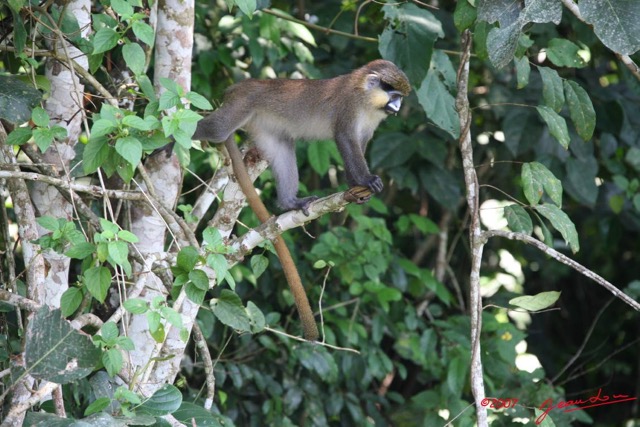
top-left (194, 60), bottom-right (411, 340)
top-left (194, 59), bottom-right (411, 214)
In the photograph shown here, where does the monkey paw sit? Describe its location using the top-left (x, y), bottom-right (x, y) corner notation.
top-left (280, 196), bottom-right (320, 216)
top-left (363, 175), bottom-right (383, 193)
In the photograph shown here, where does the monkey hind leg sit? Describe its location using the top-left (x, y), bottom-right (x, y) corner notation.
top-left (193, 105), bottom-right (250, 143)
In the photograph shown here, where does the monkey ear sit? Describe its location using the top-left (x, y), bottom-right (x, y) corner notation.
top-left (364, 74), bottom-right (381, 90)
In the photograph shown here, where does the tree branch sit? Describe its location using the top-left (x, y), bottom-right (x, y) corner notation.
top-left (483, 230), bottom-right (640, 311)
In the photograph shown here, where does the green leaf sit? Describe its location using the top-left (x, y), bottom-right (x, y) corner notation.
top-left (138, 384), bottom-right (183, 416)
top-left (534, 204), bottom-right (580, 253)
top-left (210, 289), bottom-right (252, 332)
top-left (546, 38), bottom-right (586, 68)
top-left (110, 0), bottom-right (134, 17)
top-left (84, 397), bottom-right (112, 416)
top-left (7, 127), bottom-right (33, 145)
top-left (25, 308), bottom-right (101, 384)
top-left (234, 0), bottom-right (256, 17)
top-left (487, 21), bottom-right (522, 70)
top-left (563, 80), bottom-right (596, 141)
top-left (117, 229), bottom-right (139, 243)
top-left (32, 128), bottom-right (54, 152)
top-left (307, 141), bottom-right (332, 175)
top-left (185, 92), bottom-right (213, 110)
top-left (31, 106), bottom-right (50, 127)
top-left (447, 355), bottom-right (468, 395)
top-left (250, 255), bottom-right (268, 279)
top-left (246, 301), bottom-right (265, 333)
top-left (379, 3), bottom-right (443, 85)
top-left (122, 42), bottom-right (145, 75)
top-left (453, 0), bottom-right (477, 32)
top-left (514, 56), bottom-right (530, 89)
top-left (100, 321), bottom-right (119, 343)
top-left (159, 90), bottom-right (181, 111)
top-left (37, 215), bottom-right (60, 231)
top-left (522, 162), bottom-right (563, 207)
top-left (123, 298), bottom-right (148, 314)
top-left (83, 137), bottom-right (110, 174)
top-left (536, 105), bottom-right (570, 149)
top-left (566, 157), bottom-right (598, 207)
top-left (0, 75), bottom-right (42, 124)
top-left (177, 246), bottom-right (200, 272)
top-left (160, 306), bottom-right (183, 328)
top-left (103, 348), bottom-right (123, 377)
top-left (189, 269), bottom-right (210, 291)
top-left (115, 136), bottom-right (142, 167)
top-left (132, 21), bottom-right (155, 46)
top-left (416, 51), bottom-right (460, 139)
top-left (65, 242), bottom-right (95, 259)
top-left (370, 132), bottom-right (416, 169)
top-left (504, 204), bottom-right (533, 235)
top-left (510, 291), bottom-right (561, 311)
top-left (60, 287), bottom-right (83, 317)
top-left (581, 0), bottom-right (640, 55)
top-left (84, 266), bottom-right (112, 303)
top-left (93, 27), bottom-right (120, 54)
top-left (184, 283), bottom-right (206, 305)
top-left (107, 240), bottom-right (129, 266)
top-left (538, 66), bottom-right (564, 112)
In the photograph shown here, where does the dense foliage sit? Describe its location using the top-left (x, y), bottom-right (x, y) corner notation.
top-left (1, 0), bottom-right (640, 426)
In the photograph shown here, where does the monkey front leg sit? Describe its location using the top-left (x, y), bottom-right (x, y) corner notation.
top-left (336, 135), bottom-right (383, 201)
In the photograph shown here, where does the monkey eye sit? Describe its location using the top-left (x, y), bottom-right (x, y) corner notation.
top-left (380, 81), bottom-right (394, 92)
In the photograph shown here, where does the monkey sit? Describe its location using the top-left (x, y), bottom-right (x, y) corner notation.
top-left (193, 60), bottom-right (411, 340)
top-left (193, 59), bottom-right (411, 215)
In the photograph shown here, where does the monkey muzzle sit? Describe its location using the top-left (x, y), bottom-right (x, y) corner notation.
top-left (384, 93), bottom-right (403, 115)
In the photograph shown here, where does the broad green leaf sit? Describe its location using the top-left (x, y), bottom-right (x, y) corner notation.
top-left (7, 127), bottom-right (33, 145)
top-left (565, 157), bottom-right (598, 207)
top-left (100, 321), bottom-right (119, 343)
top-left (83, 136), bottom-right (110, 174)
top-left (521, 0), bottom-right (562, 24)
top-left (307, 141), bottom-right (332, 175)
top-left (103, 348), bottom-right (122, 377)
top-left (138, 384), bottom-right (182, 416)
top-left (37, 215), bottom-right (60, 231)
top-left (177, 246), bottom-right (199, 272)
top-left (115, 136), bottom-right (142, 167)
top-left (250, 255), bottom-right (268, 279)
top-left (107, 240), bottom-right (129, 265)
top-left (117, 229), bottom-right (139, 243)
top-left (514, 56), bottom-right (530, 89)
top-left (185, 92), bottom-right (213, 110)
top-left (123, 298), bottom-right (148, 314)
top-left (210, 289), bottom-right (252, 332)
top-left (31, 106), bottom-right (49, 127)
top-left (504, 204), bottom-right (533, 235)
top-left (0, 76), bottom-right (42, 124)
top-left (93, 27), bottom-right (120, 54)
top-left (25, 308), bottom-right (101, 384)
top-left (110, 0), bottom-right (133, 17)
top-left (453, 0), bottom-right (477, 32)
top-left (536, 105), bottom-right (570, 149)
top-left (189, 269), bottom-right (210, 290)
top-left (84, 266), bottom-right (111, 303)
top-left (122, 42), bottom-right (145, 75)
top-left (447, 355), bottom-right (468, 395)
top-left (524, 162), bottom-right (563, 207)
top-left (534, 204), bottom-right (580, 253)
top-left (538, 66), bottom-right (564, 112)
top-left (370, 132), bottom-right (416, 169)
top-left (84, 397), bottom-right (111, 416)
top-left (546, 38), bottom-right (586, 68)
top-left (160, 307), bottom-right (183, 328)
top-left (184, 283), bottom-right (206, 305)
top-left (202, 227), bottom-right (224, 248)
top-left (380, 3), bottom-right (443, 85)
top-left (32, 128), bottom-right (55, 152)
top-left (90, 118), bottom-right (117, 138)
top-left (65, 242), bottom-right (95, 259)
top-left (247, 301), bottom-right (265, 333)
top-left (510, 291), bottom-right (561, 311)
top-left (563, 80), bottom-right (596, 141)
top-left (132, 21), bottom-right (155, 46)
top-left (487, 21), bottom-right (522, 69)
top-left (581, 0), bottom-right (640, 55)
top-left (60, 287), bottom-right (83, 317)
